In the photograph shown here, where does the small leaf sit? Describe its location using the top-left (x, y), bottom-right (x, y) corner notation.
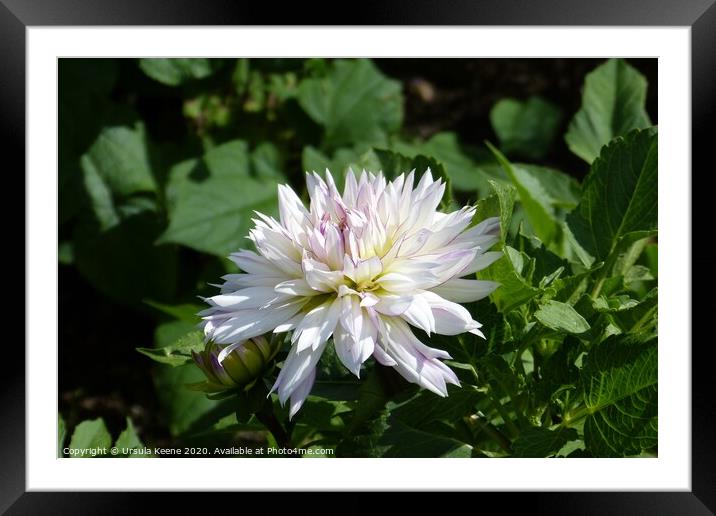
top-left (144, 300), bottom-right (203, 323)
top-left (478, 246), bottom-right (540, 312)
top-left (512, 426), bottom-right (579, 457)
top-left (68, 419), bottom-right (112, 457)
top-left (115, 418), bottom-right (151, 457)
top-left (490, 96), bottom-right (562, 160)
top-left (474, 180), bottom-right (516, 245)
top-left (137, 330), bottom-right (205, 367)
top-left (139, 58), bottom-right (220, 86)
top-left (592, 288), bottom-right (657, 334)
top-left (565, 58), bottom-right (651, 163)
top-left (80, 123), bottom-right (156, 201)
top-left (154, 320), bottom-right (197, 349)
top-left (535, 300), bottom-right (590, 334)
top-left (486, 142), bottom-right (557, 244)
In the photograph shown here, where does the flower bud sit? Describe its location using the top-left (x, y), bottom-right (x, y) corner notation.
top-left (192, 335), bottom-right (278, 390)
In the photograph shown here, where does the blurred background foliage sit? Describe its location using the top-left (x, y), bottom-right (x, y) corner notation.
top-left (58, 58), bottom-right (657, 457)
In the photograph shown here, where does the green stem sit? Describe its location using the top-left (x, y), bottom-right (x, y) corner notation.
top-left (630, 306), bottom-right (658, 333)
top-left (561, 404), bottom-right (591, 428)
top-left (469, 365), bottom-right (521, 436)
top-left (486, 388), bottom-right (520, 437)
top-left (465, 414), bottom-right (512, 453)
top-left (256, 402), bottom-right (292, 449)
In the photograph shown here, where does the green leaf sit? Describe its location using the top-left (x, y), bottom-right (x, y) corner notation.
top-left (391, 387), bottom-right (481, 428)
top-left (115, 418), bottom-right (151, 457)
top-left (512, 426), bottom-right (579, 457)
top-left (144, 300), bottom-right (203, 323)
top-left (470, 162), bottom-right (582, 211)
top-left (154, 320), bottom-right (197, 349)
top-left (58, 241), bottom-right (74, 265)
top-left (378, 419), bottom-right (473, 458)
top-left (566, 128), bottom-right (657, 261)
top-left (159, 140), bottom-right (283, 257)
top-left (80, 123), bottom-right (156, 201)
top-left (251, 142), bottom-right (285, 180)
top-left (514, 165), bottom-right (581, 210)
top-left (68, 418), bottom-right (112, 456)
top-left (73, 206), bottom-right (178, 305)
top-left (486, 142), bottom-right (557, 244)
top-left (336, 413), bottom-right (390, 458)
top-left (58, 59), bottom-right (120, 225)
top-left (535, 300), bottom-right (590, 334)
top-left (298, 59), bottom-right (403, 148)
top-left (644, 243), bottom-right (658, 278)
top-left (294, 398), bottom-right (350, 433)
top-left (345, 368), bottom-right (389, 433)
top-left (490, 96), bottom-right (562, 160)
top-left (302, 145), bottom-right (334, 175)
top-left (58, 415), bottom-right (67, 457)
top-left (394, 132), bottom-right (496, 193)
top-left (154, 363), bottom-right (220, 437)
top-left (474, 180), bottom-right (516, 245)
top-left (235, 381), bottom-right (271, 424)
top-left (139, 58), bottom-right (219, 86)
top-left (581, 334), bottom-right (658, 457)
top-left (478, 246), bottom-right (540, 312)
top-left (592, 288), bottom-right (657, 334)
top-left (137, 330), bottom-right (205, 367)
top-left (301, 145), bottom-right (380, 191)
top-left (479, 354), bottom-right (524, 400)
top-left (565, 58), bottom-right (651, 163)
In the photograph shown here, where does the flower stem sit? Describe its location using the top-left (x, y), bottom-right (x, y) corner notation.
top-left (465, 414), bottom-right (512, 453)
top-left (256, 402), bottom-right (292, 449)
top-left (487, 388), bottom-right (521, 436)
top-left (561, 404), bottom-right (591, 428)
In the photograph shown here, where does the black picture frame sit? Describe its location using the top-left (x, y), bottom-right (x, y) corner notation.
top-left (3, 0), bottom-right (712, 513)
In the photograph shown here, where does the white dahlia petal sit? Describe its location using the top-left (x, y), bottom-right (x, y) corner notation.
top-left (273, 339), bottom-right (327, 407)
top-left (288, 368), bottom-right (316, 420)
top-left (207, 301), bottom-right (303, 345)
top-left (461, 250), bottom-right (503, 276)
top-left (228, 250), bottom-right (283, 276)
top-left (430, 278), bottom-right (501, 303)
top-left (421, 291), bottom-right (483, 336)
top-left (376, 316), bottom-right (459, 396)
top-left (398, 293), bottom-right (436, 335)
top-left (292, 298), bottom-right (341, 352)
top-left (334, 320), bottom-right (376, 377)
top-left (206, 286), bottom-right (286, 311)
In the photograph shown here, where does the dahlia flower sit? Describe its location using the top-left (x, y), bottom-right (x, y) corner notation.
top-left (200, 169), bottom-right (501, 418)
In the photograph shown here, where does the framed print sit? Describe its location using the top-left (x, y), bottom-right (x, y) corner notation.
top-left (3, 0), bottom-right (713, 512)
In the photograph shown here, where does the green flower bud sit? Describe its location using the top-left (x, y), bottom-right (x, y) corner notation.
top-left (192, 335), bottom-right (279, 390)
